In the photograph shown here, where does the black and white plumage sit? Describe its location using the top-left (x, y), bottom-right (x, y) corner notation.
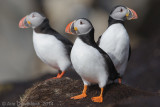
top-left (19, 12), bottom-right (73, 79)
top-left (65, 18), bottom-right (119, 103)
top-left (97, 6), bottom-right (138, 83)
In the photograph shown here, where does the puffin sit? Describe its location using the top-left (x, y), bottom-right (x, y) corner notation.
top-left (97, 6), bottom-right (138, 84)
top-left (65, 18), bottom-right (119, 103)
top-left (19, 12), bottom-right (73, 79)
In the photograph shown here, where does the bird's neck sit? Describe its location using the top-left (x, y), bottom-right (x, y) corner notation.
top-left (108, 16), bottom-right (124, 27)
top-left (34, 19), bottom-right (51, 33)
top-left (33, 18), bottom-right (59, 36)
top-left (78, 28), bottom-right (96, 46)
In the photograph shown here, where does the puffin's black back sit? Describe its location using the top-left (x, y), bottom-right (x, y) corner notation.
top-left (34, 19), bottom-right (73, 58)
top-left (79, 28), bottom-right (120, 80)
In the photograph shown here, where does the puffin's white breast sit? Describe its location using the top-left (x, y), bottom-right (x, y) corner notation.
top-left (99, 23), bottom-right (129, 75)
top-left (33, 31), bottom-right (70, 70)
top-left (71, 38), bottom-right (108, 87)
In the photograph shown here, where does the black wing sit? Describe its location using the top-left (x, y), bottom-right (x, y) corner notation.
top-left (51, 31), bottom-right (73, 58)
top-left (128, 44), bottom-right (131, 61)
top-left (97, 35), bottom-right (102, 46)
top-left (96, 35), bottom-right (119, 80)
top-left (98, 47), bottom-right (120, 80)
top-left (90, 40), bottom-right (120, 80)
top-left (58, 35), bottom-right (73, 58)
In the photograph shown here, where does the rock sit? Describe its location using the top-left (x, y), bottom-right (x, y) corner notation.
top-left (19, 77), bottom-right (157, 107)
top-left (111, 96), bottom-right (160, 107)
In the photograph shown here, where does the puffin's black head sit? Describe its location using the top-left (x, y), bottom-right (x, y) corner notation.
top-left (19, 12), bottom-right (46, 29)
top-left (110, 5), bottom-right (138, 21)
top-left (65, 18), bottom-right (93, 36)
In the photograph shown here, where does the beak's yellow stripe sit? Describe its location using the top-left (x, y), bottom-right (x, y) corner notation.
top-left (126, 12), bottom-right (129, 17)
top-left (27, 21), bottom-right (31, 25)
top-left (74, 27), bottom-right (78, 31)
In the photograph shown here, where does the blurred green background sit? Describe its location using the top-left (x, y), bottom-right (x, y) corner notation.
top-left (0, 0), bottom-right (160, 105)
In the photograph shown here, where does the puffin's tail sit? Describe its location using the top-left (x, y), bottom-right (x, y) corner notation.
top-left (109, 69), bottom-right (120, 81)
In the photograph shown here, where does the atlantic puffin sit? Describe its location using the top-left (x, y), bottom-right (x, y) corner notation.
top-left (19, 12), bottom-right (73, 79)
top-left (97, 6), bottom-right (138, 84)
top-left (65, 18), bottom-right (119, 103)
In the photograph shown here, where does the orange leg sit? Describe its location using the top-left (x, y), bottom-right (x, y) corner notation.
top-left (91, 88), bottom-right (103, 103)
top-left (71, 85), bottom-right (87, 100)
top-left (53, 71), bottom-right (65, 79)
top-left (46, 71), bottom-right (66, 80)
top-left (118, 78), bottom-right (122, 84)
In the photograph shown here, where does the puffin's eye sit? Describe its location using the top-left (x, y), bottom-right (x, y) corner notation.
top-left (120, 8), bottom-right (123, 12)
top-left (32, 14), bottom-right (35, 18)
top-left (80, 21), bottom-right (83, 25)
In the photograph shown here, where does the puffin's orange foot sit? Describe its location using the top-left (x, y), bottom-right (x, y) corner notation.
top-left (91, 96), bottom-right (103, 103)
top-left (71, 93), bottom-right (87, 100)
top-left (46, 72), bottom-right (64, 81)
top-left (53, 73), bottom-right (63, 79)
top-left (118, 78), bottom-right (122, 84)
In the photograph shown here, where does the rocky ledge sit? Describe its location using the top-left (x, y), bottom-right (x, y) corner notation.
top-left (19, 77), bottom-right (159, 107)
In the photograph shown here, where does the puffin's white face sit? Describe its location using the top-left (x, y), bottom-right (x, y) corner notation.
top-left (19, 12), bottom-right (46, 29)
top-left (65, 19), bottom-right (93, 35)
top-left (110, 6), bottom-right (128, 21)
top-left (26, 12), bottom-right (45, 28)
top-left (74, 19), bottom-right (92, 35)
top-left (110, 6), bottom-right (138, 21)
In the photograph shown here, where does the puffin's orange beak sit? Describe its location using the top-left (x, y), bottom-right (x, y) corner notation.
top-left (19, 16), bottom-right (31, 28)
top-left (126, 8), bottom-right (138, 20)
top-left (65, 21), bottom-right (76, 34)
